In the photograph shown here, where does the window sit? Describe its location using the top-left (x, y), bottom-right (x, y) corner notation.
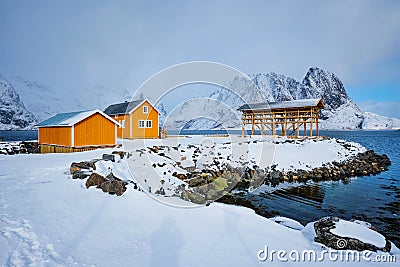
top-left (143, 106), bottom-right (148, 113)
top-left (138, 120), bottom-right (145, 128)
top-left (138, 120), bottom-right (152, 128)
top-left (121, 120), bottom-right (126, 128)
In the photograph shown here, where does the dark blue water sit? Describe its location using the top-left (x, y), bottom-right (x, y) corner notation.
top-left (248, 130), bottom-right (400, 247)
top-left (0, 130), bottom-right (38, 141)
top-left (171, 129), bottom-right (400, 246)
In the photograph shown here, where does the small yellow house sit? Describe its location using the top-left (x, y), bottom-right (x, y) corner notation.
top-left (36, 109), bottom-right (121, 153)
top-left (104, 99), bottom-right (160, 139)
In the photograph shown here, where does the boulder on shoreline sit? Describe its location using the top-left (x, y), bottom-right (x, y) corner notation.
top-left (68, 156), bottom-right (129, 196)
top-left (230, 149), bottom-right (391, 191)
top-left (312, 216), bottom-right (392, 252)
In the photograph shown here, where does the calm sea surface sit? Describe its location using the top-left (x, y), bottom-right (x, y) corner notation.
top-left (249, 130), bottom-right (400, 247)
top-left (177, 129), bottom-right (400, 246)
top-left (2, 129), bottom-right (399, 246)
top-left (0, 130), bottom-right (38, 141)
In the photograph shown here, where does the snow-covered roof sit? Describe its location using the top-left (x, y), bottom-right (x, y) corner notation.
top-left (35, 109), bottom-right (121, 127)
top-left (237, 98), bottom-right (324, 111)
top-left (104, 99), bottom-right (160, 115)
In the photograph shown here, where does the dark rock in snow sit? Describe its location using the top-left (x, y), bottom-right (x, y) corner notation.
top-left (102, 154), bottom-right (118, 162)
top-left (112, 150), bottom-right (127, 159)
top-left (72, 171), bottom-right (90, 179)
top-left (313, 217), bottom-right (391, 252)
top-left (70, 160), bottom-right (98, 174)
top-left (86, 173), bottom-right (107, 188)
top-left (99, 179), bottom-right (127, 196)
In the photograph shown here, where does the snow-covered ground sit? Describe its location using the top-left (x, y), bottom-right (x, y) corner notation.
top-left (1, 137), bottom-right (398, 266)
top-left (122, 135), bottom-right (366, 201)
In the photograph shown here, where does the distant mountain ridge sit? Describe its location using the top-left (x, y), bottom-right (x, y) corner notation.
top-left (163, 67), bottom-right (398, 130)
top-left (0, 68), bottom-right (399, 130)
top-left (7, 76), bottom-right (132, 122)
top-left (0, 74), bottom-right (37, 130)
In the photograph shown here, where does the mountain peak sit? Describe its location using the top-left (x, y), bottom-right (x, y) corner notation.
top-left (0, 75), bottom-right (37, 130)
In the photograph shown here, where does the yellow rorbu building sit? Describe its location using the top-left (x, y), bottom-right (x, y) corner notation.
top-left (36, 109), bottom-right (120, 153)
top-left (104, 99), bottom-right (160, 139)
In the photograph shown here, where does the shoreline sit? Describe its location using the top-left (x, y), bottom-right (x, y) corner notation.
top-left (1, 134), bottom-right (399, 262)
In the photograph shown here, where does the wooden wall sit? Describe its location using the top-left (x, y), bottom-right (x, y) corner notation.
top-left (74, 113), bottom-right (116, 146)
top-left (130, 100), bottom-right (159, 138)
top-left (40, 144), bottom-right (115, 153)
top-left (38, 126), bottom-right (71, 146)
top-left (113, 114), bottom-right (131, 138)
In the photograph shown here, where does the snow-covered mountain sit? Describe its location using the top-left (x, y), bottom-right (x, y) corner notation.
top-left (362, 112), bottom-right (400, 130)
top-left (8, 76), bottom-right (132, 122)
top-left (1, 69), bottom-right (399, 131)
top-left (163, 67), bottom-right (397, 130)
top-left (0, 74), bottom-right (37, 130)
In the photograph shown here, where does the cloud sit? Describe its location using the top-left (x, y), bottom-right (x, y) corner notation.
top-left (357, 100), bottom-right (400, 119)
top-left (0, 0), bottom-right (399, 101)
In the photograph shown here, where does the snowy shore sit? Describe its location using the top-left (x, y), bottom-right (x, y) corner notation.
top-left (115, 135), bottom-right (390, 204)
top-left (0, 136), bottom-right (399, 266)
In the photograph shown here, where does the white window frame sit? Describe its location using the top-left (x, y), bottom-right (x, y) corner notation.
top-left (143, 106), bottom-right (148, 114)
top-left (138, 120), bottom-right (145, 128)
top-left (139, 120), bottom-right (152, 128)
top-left (121, 120), bottom-right (126, 128)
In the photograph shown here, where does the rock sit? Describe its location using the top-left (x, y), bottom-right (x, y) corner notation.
top-left (270, 170), bottom-right (281, 180)
top-left (188, 176), bottom-right (207, 187)
top-left (99, 180), bottom-right (128, 196)
top-left (205, 189), bottom-right (219, 200)
top-left (72, 171), bottom-right (90, 179)
top-left (313, 216), bottom-right (391, 252)
top-left (105, 172), bottom-right (121, 181)
top-left (102, 154), bottom-right (117, 162)
top-left (86, 173), bottom-right (107, 188)
top-left (155, 188), bottom-right (166, 195)
top-left (88, 159), bottom-right (99, 170)
top-left (210, 177), bottom-right (228, 192)
top-left (182, 190), bottom-right (206, 204)
top-left (112, 151), bottom-right (127, 159)
top-left (172, 172), bottom-right (186, 180)
top-left (148, 146), bottom-right (160, 153)
top-left (70, 161), bottom-right (93, 174)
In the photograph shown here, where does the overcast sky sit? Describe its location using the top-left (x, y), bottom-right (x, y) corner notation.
top-left (1, 0), bottom-right (399, 117)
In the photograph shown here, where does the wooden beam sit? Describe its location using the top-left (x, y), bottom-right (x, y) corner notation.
top-left (251, 113), bottom-right (255, 135)
top-left (316, 108), bottom-right (319, 136)
top-left (297, 109), bottom-right (300, 136)
top-left (239, 104), bottom-right (323, 138)
top-left (272, 112), bottom-right (275, 135)
top-left (310, 107), bottom-right (313, 136)
top-left (285, 110), bottom-right (287, 136)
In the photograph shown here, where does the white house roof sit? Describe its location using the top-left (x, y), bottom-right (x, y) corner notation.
top-left (237, 98), bottom-right (325, 111)
top-left (36, 109), bottom-right (121, 127)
